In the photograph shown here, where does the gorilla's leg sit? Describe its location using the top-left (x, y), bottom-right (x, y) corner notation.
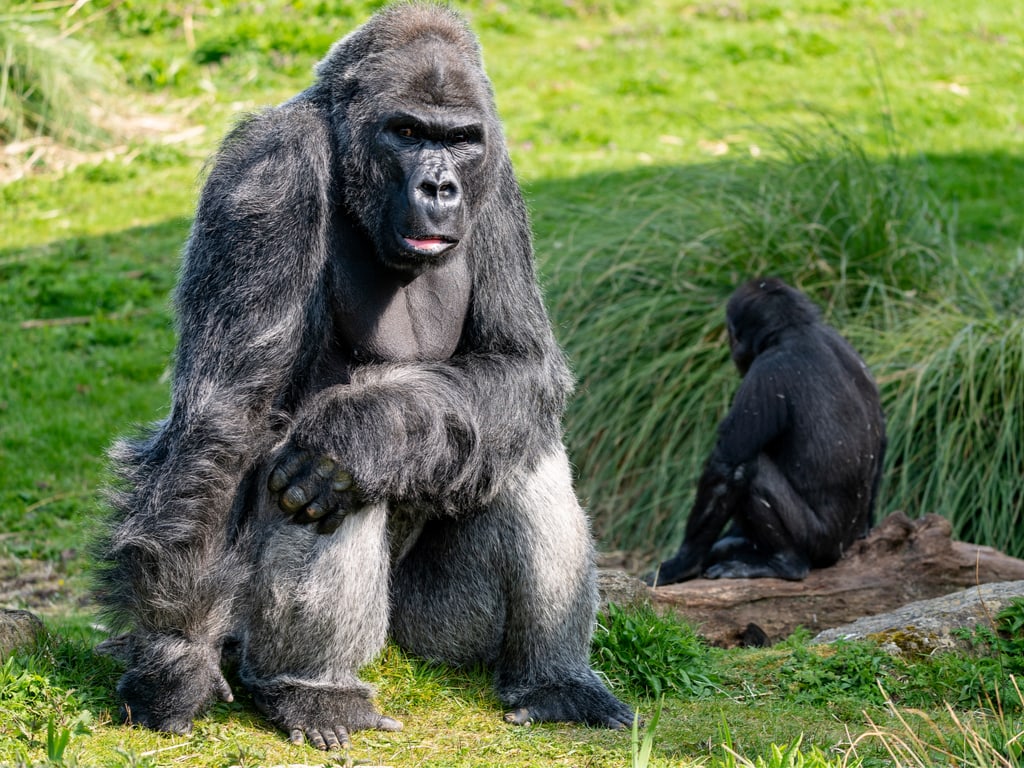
top-left (645, 472), bottom-right (738, 586)
top-left (389, 448), bottom-right (633, 729)
top-left (703, 455), bottom-right (816, 580)
top-left (237, 481), bottom-right (401, 750)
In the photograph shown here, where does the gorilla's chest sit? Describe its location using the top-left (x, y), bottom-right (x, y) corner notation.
top-left (330, 251), bottom-right (472, 364)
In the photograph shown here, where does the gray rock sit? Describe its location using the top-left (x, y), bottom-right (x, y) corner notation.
top-left (812, 580), bottom-right (1024, 653)
top-left (597, 568), bottom-right (652, 614)
top-left (0, 609), bottom-right (45, 656)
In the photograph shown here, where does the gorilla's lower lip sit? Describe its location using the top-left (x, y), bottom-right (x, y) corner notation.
top-left (401, 235), bottom-right (457, 254)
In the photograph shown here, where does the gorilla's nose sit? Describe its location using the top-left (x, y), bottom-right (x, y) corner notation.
top-left (411, 167), bottom-right (462, 220)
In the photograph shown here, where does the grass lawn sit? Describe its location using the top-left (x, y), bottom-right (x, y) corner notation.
top-left (1, 0), bottom-right (1022, 765)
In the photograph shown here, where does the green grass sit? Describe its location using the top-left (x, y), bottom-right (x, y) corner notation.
top-left (2, 605), bottom-right (1023, 766)
top-left (2, 0), bottom-right (1024, 765)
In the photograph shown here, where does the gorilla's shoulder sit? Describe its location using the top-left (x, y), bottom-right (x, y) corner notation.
top-left (216, 96), bottom-right (332, 169)
top-left (200, 96), bottom-right (334, 204)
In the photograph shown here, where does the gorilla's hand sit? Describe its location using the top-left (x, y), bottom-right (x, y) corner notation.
top-left (117, 637), bottom-right (233, 735)
top-left (268, 448), bottom-right (362, 534)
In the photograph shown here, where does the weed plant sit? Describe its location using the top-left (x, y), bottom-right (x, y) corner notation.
top-left (593, 604), bottom-right (717, 699)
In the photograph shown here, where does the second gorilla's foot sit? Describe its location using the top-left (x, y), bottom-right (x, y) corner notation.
top-left (251, 682), bottom-right (402, 750)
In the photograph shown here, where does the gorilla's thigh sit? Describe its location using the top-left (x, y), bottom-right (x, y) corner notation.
top-left (389, 447), bottom-right (597, 670)
top-left (240, 482), bottom-right (391, 686)
top-left (738, 455), bottom-right (820, 552)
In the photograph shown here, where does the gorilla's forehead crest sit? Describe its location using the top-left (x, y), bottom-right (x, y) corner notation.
top-left (316, 3), bottom-right (488, 103)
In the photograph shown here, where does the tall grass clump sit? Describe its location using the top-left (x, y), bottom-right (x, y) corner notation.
top-left (702, 121), bottom-right (950, 321)
top-left (545, 120), bottom-right (956, 553)
top-left (874, 302), bottom-right (1024, 557)
top-left (0, 10), bottom-right (116, 147)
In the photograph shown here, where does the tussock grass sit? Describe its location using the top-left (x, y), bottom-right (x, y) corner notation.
top-left (0, 10), bottom-right (116, 147)
top-left (876, 304), bottom-right (1024, 555)
top-left (547, 121), bottom-right (1020, 557)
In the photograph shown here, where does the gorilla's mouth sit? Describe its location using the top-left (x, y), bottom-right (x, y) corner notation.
top-left (400, 234), bottom-right (458, 256)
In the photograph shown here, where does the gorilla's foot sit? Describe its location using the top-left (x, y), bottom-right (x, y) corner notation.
top-left (117, 636), bottom-right (233, 735)
top-left (703, 550), bottom-right (810, 580)
top-left (502, 674), bottom-right (634, 729)
top-left (643, 548), bottom-right (703, 587)
top-left (252, 681), bottom-right (402, 750)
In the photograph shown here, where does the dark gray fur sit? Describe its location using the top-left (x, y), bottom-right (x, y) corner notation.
top-left (95, 2), bottom-right (631, 748)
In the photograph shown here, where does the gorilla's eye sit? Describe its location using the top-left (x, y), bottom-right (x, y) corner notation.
top-left (449, 126), bottom-right (482, 146)
top-left (395, 126), bottom-right (417, 139)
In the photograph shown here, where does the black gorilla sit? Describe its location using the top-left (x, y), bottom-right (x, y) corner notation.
top-left (95, 3), bottom-right (632, 749)
top-left (648, 277), bottom-right (885, 585)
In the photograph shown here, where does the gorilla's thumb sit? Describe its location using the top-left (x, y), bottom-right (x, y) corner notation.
top-left (214, 671), bottom-right (234, 703)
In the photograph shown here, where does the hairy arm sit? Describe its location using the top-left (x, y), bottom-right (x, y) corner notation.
top-left (99, 101), bottom-right (334, 627)
top-left (675, 352), bottom-right (791, 556)
top-left (708, 352), bottom-right (791, 482)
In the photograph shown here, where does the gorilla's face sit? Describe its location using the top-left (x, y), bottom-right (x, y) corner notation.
top-left (727, 318), bottom-right (754, 376)
top-left (373, 110), bottom-right (486, 273)
top-left (336, 38), bottom-right (496, 276)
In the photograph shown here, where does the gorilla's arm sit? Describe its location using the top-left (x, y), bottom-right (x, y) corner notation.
top-left (95, 102), bottom-right (335, 732)
top-left (100, 102), bottom-right (333, 627)
top-left (710, 352), bottom-right (790, 480)
top-left (646, 354), bottom-right (790, 585)
top-left (277, 158), bottom-right (574, 520)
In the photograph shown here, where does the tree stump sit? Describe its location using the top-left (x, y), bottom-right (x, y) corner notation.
top-left (649, 512), bottom-right (1024, 647)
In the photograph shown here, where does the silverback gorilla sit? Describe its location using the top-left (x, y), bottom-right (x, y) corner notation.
top-left (95, 3), bottom-right (632, 749)
top-left (647, 277), bottom-right (885, 586)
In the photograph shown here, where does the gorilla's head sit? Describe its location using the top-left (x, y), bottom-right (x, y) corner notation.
top-left (726, 277), bottom-right (819, 375)
top-left (314, 4), bottom-right (505, 276)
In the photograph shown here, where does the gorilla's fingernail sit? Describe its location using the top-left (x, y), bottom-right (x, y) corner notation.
top-left (281, 486), bottom-right (308, 511)
top-left (313, 456), bottom-right (337, 477)
top-left (268, 469), bottom-right (287, 492)
top-left (332, 471), bottom-right (353, 491)
top-left (318, 515), bottom-right (343, 534)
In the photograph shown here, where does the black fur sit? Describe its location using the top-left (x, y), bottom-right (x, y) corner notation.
top-left (647, 277), bottom-right (886, 585)
top-left (95, 2), bottom-right (631, 747)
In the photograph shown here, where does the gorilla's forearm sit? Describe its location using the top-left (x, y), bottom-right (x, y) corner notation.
top-left (289, 353), bottom-right (570, 512)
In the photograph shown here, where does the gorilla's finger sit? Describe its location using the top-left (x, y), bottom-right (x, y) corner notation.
top-left (280, 484), bottom-right (311, 513)
top-left (377, 716), bottom-right (403, 731)
top-left (313, 456), bottom-right (338, 478)
top-left (605, 714), bottom-right (630, 730)
top-left (268, 450), bottom-right (311, 492)
top-left (326, 725), bottom-right (351, 750)
top-left (317, 512), bottom-right (346, 535)
top-left (289, 727), bottom-right (304, 746)
top-left (299, 501), bottom-right (328, 522)
top-left (307, 727), bottom-right (328, 751)
top-left (213, 673), bottom-right (234, 703)
top-left (504, 708), bottom-right (533, 726)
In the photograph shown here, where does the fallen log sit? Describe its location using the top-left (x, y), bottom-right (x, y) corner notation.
top-left (648, 512), bottom-right (1024, 647)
